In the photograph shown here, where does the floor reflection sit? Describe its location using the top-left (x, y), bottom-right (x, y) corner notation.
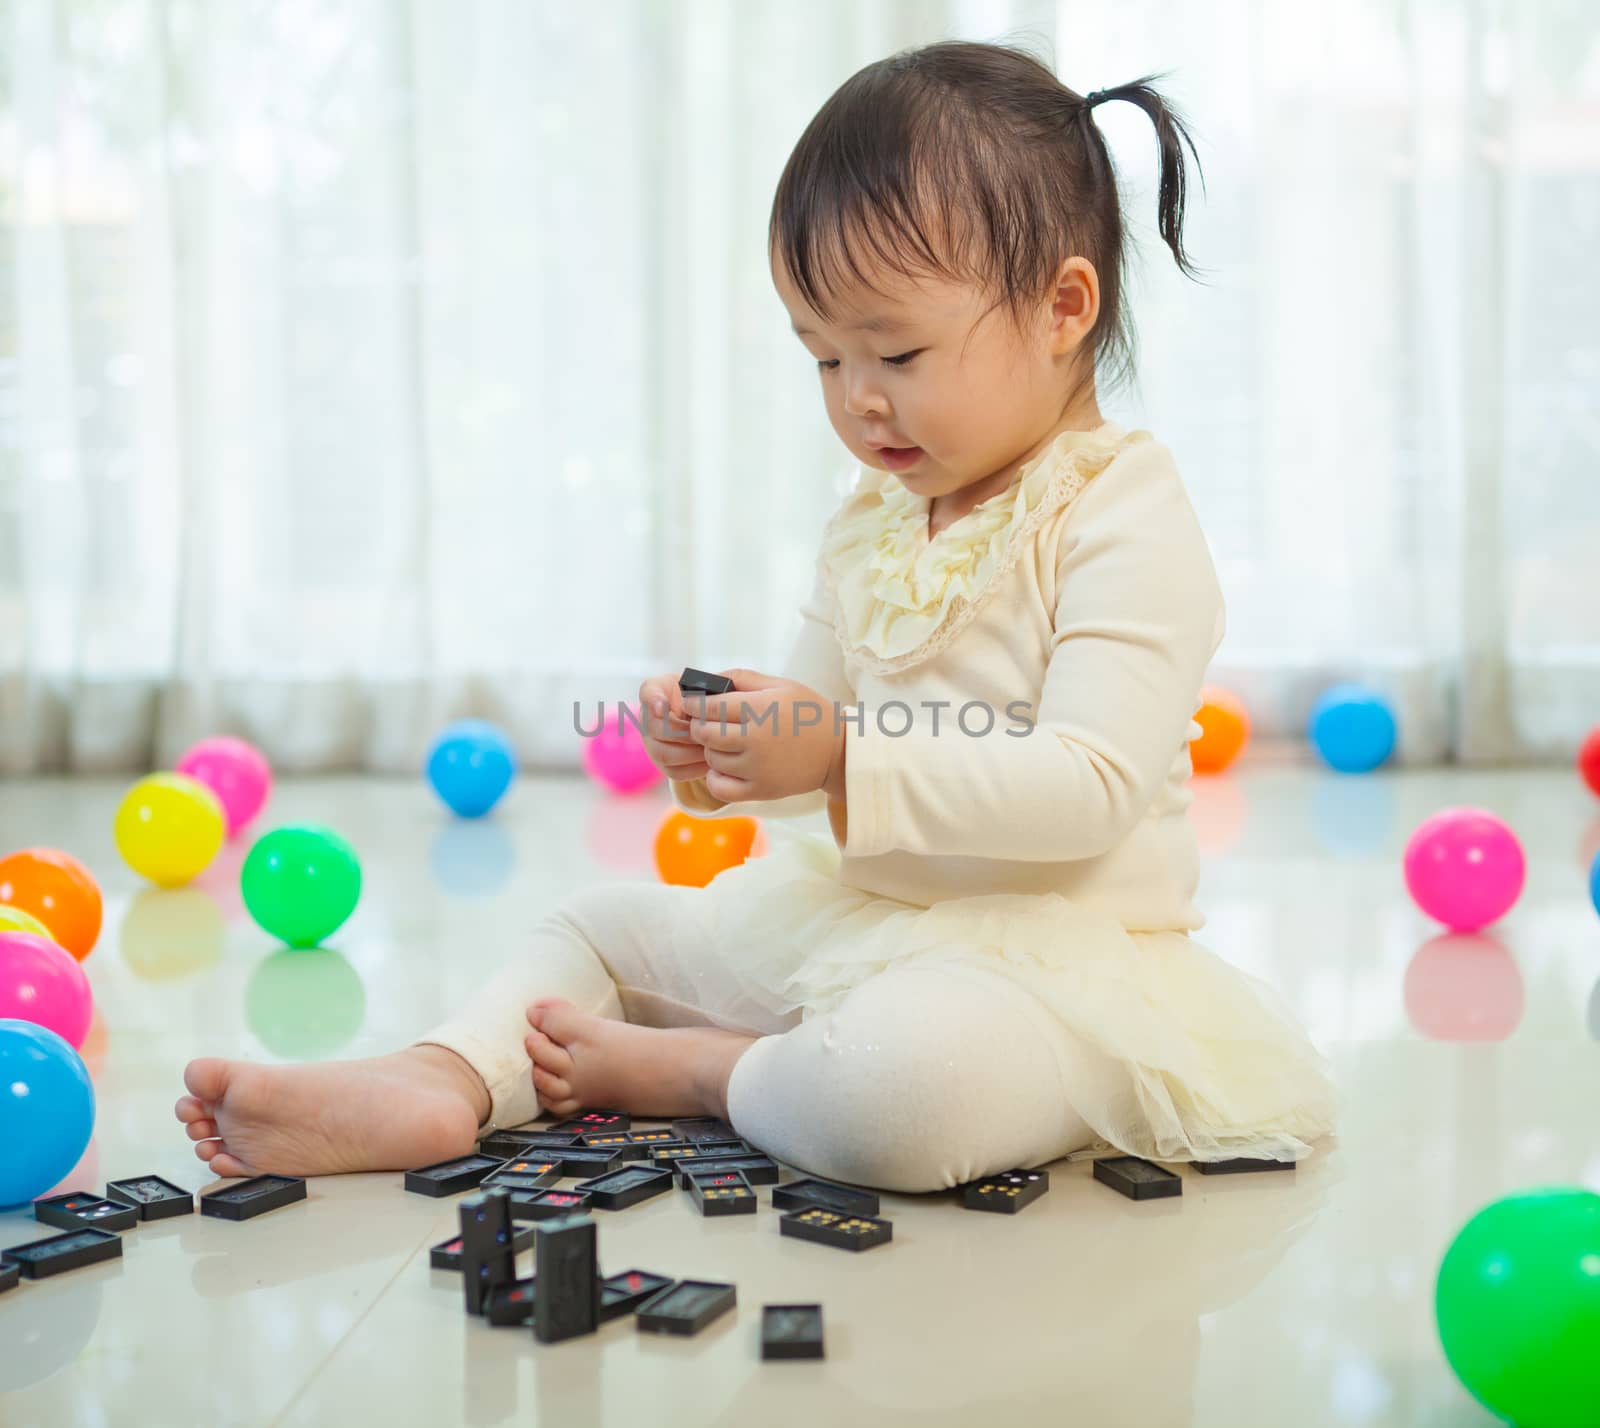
top-left (121, 888), bottom-right (225, 981)
top-left (429, 819), bottom-right (516, 899)
top-left (1403, 933), bottom-right (1524, 1041)
top-left (246, 947), bottom-right (367, 1060)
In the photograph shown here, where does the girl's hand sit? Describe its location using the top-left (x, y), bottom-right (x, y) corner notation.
top-left (681, 669), bottom-right (847, 805)
top-left (637, 673), bottom-right (710, 783)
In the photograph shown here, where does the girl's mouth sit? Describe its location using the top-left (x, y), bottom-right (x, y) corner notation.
top-left (877, 445), bottom-right (923, 471)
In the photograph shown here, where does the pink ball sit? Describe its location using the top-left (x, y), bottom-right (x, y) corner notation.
top-left (176, 736), bottom-right (272, 838)
top-left (0, 931), bottom-right (94, 1049)
top-left (582, 703), bottom-right (664, 795)
top-left (1403, 806), bottom-right (1525, 931)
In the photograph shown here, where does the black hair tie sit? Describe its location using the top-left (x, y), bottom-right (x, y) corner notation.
top-left (1085, 88), bottom-right (1111, 109)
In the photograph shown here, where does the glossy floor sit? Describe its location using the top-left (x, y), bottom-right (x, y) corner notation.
top-left (1, 767), bottom-right (1597, 1427)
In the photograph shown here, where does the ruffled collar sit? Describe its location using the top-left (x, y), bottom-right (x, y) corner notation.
top-left (819, 421), bottom-right (1145, 675)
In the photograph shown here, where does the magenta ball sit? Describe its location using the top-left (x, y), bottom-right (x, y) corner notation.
top-left (176, 736), bottom-right (272, 838)
top-left (0, 931), bottom-right (93, 1050)
top-left (1404, 807), bottom-right (1526, 932)
top-left (582, 704), bottom-right (664, 795)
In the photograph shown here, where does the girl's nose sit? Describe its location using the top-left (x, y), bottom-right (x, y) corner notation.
top-left (842, 371), bottom-right (888, 420)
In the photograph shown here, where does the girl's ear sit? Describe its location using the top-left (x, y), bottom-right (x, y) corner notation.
top-left (1047, 257), bottom-right (1099, 354)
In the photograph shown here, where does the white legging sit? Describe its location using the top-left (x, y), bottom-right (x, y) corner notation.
top-left (417, 881), bottom-right (1095, 1193)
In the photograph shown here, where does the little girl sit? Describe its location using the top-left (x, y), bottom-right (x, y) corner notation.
top-left (177, 41), bottom-right (1338, 1192)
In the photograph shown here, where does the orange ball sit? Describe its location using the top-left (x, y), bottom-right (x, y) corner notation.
top-left (0, 848), bottom-right (103, 961)
top-left (1191, 686), bottom-right (1251, 775)
top-left (653, 810), bottom-right (759, 888)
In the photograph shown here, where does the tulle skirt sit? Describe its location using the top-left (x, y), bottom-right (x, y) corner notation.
top-left (703, 828), bottom-right (1341, 1165)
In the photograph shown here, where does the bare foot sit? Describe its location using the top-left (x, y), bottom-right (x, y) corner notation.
top-left (524, 998), bottom-right (755, 1120)
top-left (173, 1045), bottom-right (489, 1178)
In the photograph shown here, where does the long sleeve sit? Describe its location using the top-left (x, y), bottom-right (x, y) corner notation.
top-left (669, 553), bottom-right (854, 822)
top-left (838, 441), bottom-right (1223, 862)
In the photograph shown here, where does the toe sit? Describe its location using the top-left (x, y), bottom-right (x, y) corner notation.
top-left (532, 1066), bottom-right (571, 1103)
top-left (184, 1057), bottom-right (232, 1105)
top-left (208, 1150), bottom-right (253, 1178)
top-left (525, 1029), bottom-right (574, 1077)
top-left (531, 997), bottom-right (581, 1041)
top-left (195, 1139), bottom-right (222, 1162)
top-left (186, 1118), bottom-right (219, 1142)
top-left (175, 1095), bottom-right (208, 1124)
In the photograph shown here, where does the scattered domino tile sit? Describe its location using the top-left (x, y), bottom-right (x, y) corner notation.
top-left (478, 1131), bottom-right (579, 1158)
top-left (636, 1278), bottom-right (737, 1335)
top-left (778, 1207), bottom-right (893, 1252)
top-left (403, 1154), bottom-right (507, 1197)
top-left (690, 1170), bottom-right (757, 1217)
top-left (770, 1177), bottom-right (880, 1217)
top-left (670, 1116), bottom-right (737, 1144)
top-left (0, 1261), bottom-right (17, 1294)
top-left (1092, 1156), bottom-right (1182, 1202)
top-left (429, 1223), bottom-right (537, 1271)
top-left (547, 1110), bottom-right (631, 1136)
top-left (2, 1228), bottom-right (123, 1279)
top-left (485, 1277), bottom-right (537, 1327)
top-left (675, 1154), bottom-right (780, 1188)
top-left (960, 1169), bottom-right (1049, 1214)
top-left (762, 1303), bottom-right (825, 1361)
top-left (1193, 1157), bottom-right (1296, 1175)
top-left (552, 1148), bottom-right (627, 1178)
top-left (105, 1175), bottom-right (193, 1221)
top-left (33, 1192), bottom-right (139, 1234)
top-left (482, 1159), bottom-right (563, 1194)
top-left (573, 1165), bottom-right (674, 1211)
top-left (200, 1175), bottom-right (308, 1221)
top-left (533, 1214), bottom-right (601, 1344)
top-left (599, 1269), bottom-right (674, 1321)
top-left (510, 1189), bottom-right (593, 1222)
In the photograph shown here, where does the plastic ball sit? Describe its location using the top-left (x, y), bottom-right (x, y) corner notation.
top-left (1190, 686), bottom-right (1250, 775)
top-left (0, 931), bottom-right (93, 1049)
top-left (426, 719), bottom-right (516, 818)
top-left (582, 703), bottom-right (664, 795)
top-left (0, 1019), bottom-right (95, 1207)
top-left (176, 735), bottom-right (273, 837)
top-left (1403, 807), bottom-right (1525, 932)
top-left (1308, 683), bottom-right (1396, 773)
top-left (1436, 1187), bottom-right (1600, 1428)
top-left (653, 810), bottom-right (759, 888)
top-left (114, 773), bottom-right (226, 888)
top-left (0, 904), bottom-right (52, 939)
top-left (241, 824), bottom-right (362, 948)
top-left (1590, 849), bottom-right (1599, 921)
top-left (0, 848), bottom-right (103, 962)
top-left (1579, 724), bottom-right (1600, 799)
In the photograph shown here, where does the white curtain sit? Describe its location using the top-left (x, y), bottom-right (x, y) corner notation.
top-left (1, 0), bottom-right (1596, 774)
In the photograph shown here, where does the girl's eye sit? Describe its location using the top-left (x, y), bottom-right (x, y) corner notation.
top-left (814, 351), bottom-right (921, 372)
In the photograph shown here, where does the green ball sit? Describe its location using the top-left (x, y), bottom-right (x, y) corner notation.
top-left (1436, 1187), bottom-right (1600, 1428)
top-left (241, 824), bottom-right (362, 949)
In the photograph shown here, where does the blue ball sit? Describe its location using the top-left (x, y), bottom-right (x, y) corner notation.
top-left (425, 719), bottom-right (516, 818)
top-left (0, 1018), bottom-right (94, 1207)
top-left (1590, 850), bottom-right (1599, 921)
top-left (1309, 683), bottom-right (1397, 773)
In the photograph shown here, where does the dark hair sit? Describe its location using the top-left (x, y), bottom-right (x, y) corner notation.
top-left (769, 39), bottom-right (1204, 397)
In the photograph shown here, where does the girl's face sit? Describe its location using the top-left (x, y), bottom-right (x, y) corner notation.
top-left (772, 249), bottom-right (1099, 503)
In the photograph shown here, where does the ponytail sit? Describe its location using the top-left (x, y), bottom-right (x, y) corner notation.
top-left (1077, 73), bottom-right (1205, 281)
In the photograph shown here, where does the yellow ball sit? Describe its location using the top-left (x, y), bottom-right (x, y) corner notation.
top-left (114, 773), bottom-right (226, 888)
top-left (0, 904), bottom-right (53, 939)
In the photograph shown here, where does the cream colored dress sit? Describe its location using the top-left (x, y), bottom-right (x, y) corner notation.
top-left (669, 421), bottom-right (1340, 1165)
